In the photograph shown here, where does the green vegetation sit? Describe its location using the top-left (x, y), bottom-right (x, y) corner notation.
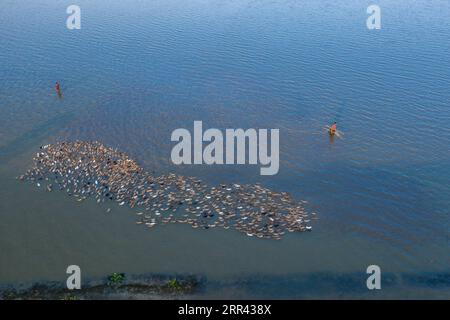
top-left (63, 294), bottom-right (79, 300)
top-left (108, 273), bottom-right (126, 285)
top-left (166, 278), bottom-right (183, 292)
top-left (2, 291), bottom-right (18, 300)
top-left (0, 274), bottom-right (201, 299)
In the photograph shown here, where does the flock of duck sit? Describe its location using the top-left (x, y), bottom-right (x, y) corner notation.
top-left (19, 141), bottom-right (315, 240)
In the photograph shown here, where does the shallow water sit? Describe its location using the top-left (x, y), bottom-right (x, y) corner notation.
top-left (0, 0), bottom-right (449, 298)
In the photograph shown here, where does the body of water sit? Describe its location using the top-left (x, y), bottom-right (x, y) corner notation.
top-left (0, 0), bottom-right (449, 298)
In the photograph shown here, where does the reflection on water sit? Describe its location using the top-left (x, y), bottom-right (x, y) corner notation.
top-left (328, 133), bottom-right (335, 144)
top-left (0, 0), bottom-right (449, 298)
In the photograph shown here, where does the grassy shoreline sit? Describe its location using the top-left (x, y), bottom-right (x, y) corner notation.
top-left (0, 273), bottom-right (203, 300)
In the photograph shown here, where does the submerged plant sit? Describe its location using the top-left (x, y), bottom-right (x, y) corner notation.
top-left (167, 278), bottom-right (183, 291)
top-left (63, 294), bottom-right (78, 300)
top-left (2, 291), bottom-right (18, 300)
top-left (108, 273), bottom-right (126, 285)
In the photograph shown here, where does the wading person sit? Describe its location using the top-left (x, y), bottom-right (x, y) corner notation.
top-left (329, 122), bottom-right (337, 135)
top-left (55, 81), bottom-right (62, 98)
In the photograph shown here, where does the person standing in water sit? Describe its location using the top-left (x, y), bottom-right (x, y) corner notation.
top-left (55, 81), bottom-right (62, 98)
top-left (329, 122), bottom-right (337, 135)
